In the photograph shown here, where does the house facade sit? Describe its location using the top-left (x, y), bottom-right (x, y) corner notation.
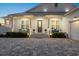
top-left (3, 3), bottom-right (79, 39)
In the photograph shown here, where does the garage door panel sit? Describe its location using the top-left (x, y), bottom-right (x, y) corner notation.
top-left (70, 21), bottom-right (79, 40)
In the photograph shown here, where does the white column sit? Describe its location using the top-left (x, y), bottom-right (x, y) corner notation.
top-left (29, 18), bottom-right (32, 35)
top-left (11, 17), bottom-right (15, 32)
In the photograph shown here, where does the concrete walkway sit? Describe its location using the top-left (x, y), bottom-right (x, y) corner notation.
top-left (0, 38), bottom-right (79, 56)
top-left (30, 33), bottom-right (49, 38)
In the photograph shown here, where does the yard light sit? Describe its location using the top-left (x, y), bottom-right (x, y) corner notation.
top-left (50, 33), bottom-right (52, 35)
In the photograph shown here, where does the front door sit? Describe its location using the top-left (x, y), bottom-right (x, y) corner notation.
top-left (37, 20), bottom-right (42, 32)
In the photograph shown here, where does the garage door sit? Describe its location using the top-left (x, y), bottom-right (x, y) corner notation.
top-left (70, 20), bottom-right (79, 40)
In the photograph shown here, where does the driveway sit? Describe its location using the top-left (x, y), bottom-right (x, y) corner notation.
top-left (0, 38), bottom-right (79, 56)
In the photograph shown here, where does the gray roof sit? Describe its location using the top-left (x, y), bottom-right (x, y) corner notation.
top-left (25, 3), bottom-right (76, 13)
top-left (4, 3), bottom-right (77, 17)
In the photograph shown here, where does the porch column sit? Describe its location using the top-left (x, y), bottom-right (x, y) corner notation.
top-left (12, 17), bottom-right (14, 32)
top-left (30, 18), bottom-right (31, 28)
top-left (48, 18), bottom-right (50, 28)
top-left (47, 18), bottom-right (50, 35)
top-left (29, 18), bottom-right (31, 36)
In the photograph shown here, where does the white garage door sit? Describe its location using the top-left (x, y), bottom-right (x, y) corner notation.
top-left (70, 20), bottom-right (79, 40)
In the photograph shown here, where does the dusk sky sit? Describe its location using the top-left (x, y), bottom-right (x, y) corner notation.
top-left (0, 3), bottom-right (39, 17)
top-left (0, 3), bottom-right (79, 17)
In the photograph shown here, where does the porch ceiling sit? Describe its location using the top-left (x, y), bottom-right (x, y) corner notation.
top-left (45, 15), bottom-right (62, 18)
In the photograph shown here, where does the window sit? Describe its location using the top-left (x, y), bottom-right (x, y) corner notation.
top-left (51, 20), bottom-right (59, 30)
top-left (6, 20), bottom-right (9, 24)
top-left (26, 20), bottom-right (29, 29)
top-left (56, 20), bottom-right (59, 30)
top-left (21, 20), bottom-right (29, 30)
top-left (21, 21), bottom-right (25, 29)
top-left (51, 20), bottom-right (55, 29)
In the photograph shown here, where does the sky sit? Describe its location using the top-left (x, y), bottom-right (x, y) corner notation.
top-left (0, 3), bottom-right (39, 17)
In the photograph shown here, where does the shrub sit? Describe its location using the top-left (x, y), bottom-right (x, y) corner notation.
top-left (0, 34), bottom-right (6, 37)
top-left (6, 32), bottom-right (28, 38)
top-left (33, 29), bottom-right (35, 32)
top-left (52, 32), bottom-right (66, 38)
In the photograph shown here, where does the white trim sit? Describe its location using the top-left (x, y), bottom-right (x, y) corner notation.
top-left (70, 19), bottom-right (79, 23)
top-left (64, 7), bottom-right (79, 16)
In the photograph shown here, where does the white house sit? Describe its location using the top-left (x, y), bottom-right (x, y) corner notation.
top-left (2, 3), bottom-right (79, 40)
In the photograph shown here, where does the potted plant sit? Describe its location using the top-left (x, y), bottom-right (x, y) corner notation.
top-left (44, 29), bottom-right (47, 33)
top-left (33, 29), bottom-right (35, 32)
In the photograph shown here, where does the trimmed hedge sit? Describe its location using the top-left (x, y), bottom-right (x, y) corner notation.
top-left (6, 32), bottom-right (28, 38)
top-left (0, 34), bottom-right (6, 37)
top-left (52, 32), bottom-right (66, 38)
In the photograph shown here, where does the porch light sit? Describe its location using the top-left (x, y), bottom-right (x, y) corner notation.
top-left (65, 8), bottom-right (69, 12)
top-left (49, 33), bottom-right (52, 36)
top-left (44, 8), bottom-right (47, 12)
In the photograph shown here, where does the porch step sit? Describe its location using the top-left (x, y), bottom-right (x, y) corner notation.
top-left (30, 33), bottom-right (49, 38)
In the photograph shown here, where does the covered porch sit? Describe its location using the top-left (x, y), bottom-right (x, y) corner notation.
top-left (9, 15), bottom-right (62, 35)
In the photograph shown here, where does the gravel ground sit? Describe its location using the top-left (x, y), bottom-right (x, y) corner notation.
top-left (0, 38), bottom-right (79, 56)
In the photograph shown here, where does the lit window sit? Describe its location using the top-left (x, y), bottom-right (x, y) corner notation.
top-left (26, 20), bottom-right (29, 29)
top-left (21, 20), bottom-right (29, 30)
top-left (56, 20), bottom-right (59, 30)
top-left (6, 20), bottom-right (9, 24)
top-left (21, 21), bottom-right (25, 29)
top-left (51, 20), bottom-right (55, 29)
top-left (51, 20), bottom-right (59, 30)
